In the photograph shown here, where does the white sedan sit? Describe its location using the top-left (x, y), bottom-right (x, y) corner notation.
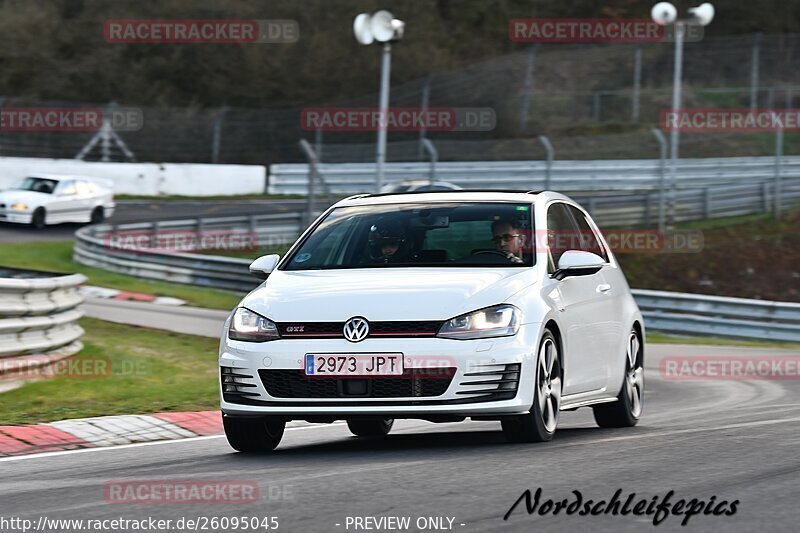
top-left (0, 175), bottom-right (115, 229)
top-left (220, 190), bottom-right (645, 451)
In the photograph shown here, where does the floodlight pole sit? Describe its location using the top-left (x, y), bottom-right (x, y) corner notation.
top-left (667, 21), bottom-right (684, 228)
top-left (376, 42), bottom-right (392, 193)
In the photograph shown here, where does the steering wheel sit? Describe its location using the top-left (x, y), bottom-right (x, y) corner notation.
top-left (472, 250), bottom-right (509, 258)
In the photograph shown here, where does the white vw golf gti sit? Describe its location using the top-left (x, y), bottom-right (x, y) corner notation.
top-left (220, 190), bottom-right (644, 451)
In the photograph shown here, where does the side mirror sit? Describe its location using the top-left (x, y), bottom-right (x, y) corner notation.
top-left (553, 250), bottom-right (605, 281)
top-left (249, 254), bottom-right (280, 280)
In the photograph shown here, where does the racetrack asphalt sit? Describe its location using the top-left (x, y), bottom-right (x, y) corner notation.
top-left (1, 343), bottom-right (798, 532)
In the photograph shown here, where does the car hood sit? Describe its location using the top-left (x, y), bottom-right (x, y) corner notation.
top-left (0, 190), bottom-right (50, 205)
top-left (240, 268), bottom-right (535, 322)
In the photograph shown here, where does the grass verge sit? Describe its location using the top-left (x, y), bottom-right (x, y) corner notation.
top-left (646, 331), bottom-right (800, 350)
top-left (616, 210), bottom-right (800, 302)
top-left (0, 318), bottom-right (219, 425)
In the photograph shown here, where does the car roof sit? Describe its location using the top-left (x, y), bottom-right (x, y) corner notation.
top-left (335, 189), bottom-right (573, 207)
top-left (398, 180), bottom-right (458, 186)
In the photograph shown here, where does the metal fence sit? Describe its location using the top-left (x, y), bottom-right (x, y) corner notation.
top-left (280, 147), bottom-right (800, 229)
top-left (270, 155), bottom-right (800, 194)
top-left (0, 270), bottom-right (86, 358)
top-left (1, 34), bottom-right (799, 164)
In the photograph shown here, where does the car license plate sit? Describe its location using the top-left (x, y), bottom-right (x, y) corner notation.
top-left (304, 353), bottom-right (403, 376)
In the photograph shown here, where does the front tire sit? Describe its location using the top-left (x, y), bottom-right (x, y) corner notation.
top-left (347, 418), bottom-right (394, 438)
top-left (31, 208), bottom-right (46, 230)
top-left (501, 329), bottom-right (562, 443)
top-left (223, 415), bottom-right (285, 452)
top-left (593, 328), bottom-right (644, 428)
top-left (90, 206), bottom-right (105, 224)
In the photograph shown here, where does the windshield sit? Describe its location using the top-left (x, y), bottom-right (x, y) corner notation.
top-left (283, 202), bottom-right (534, 270)
top-left (11, 177), bottom-right (59, 194)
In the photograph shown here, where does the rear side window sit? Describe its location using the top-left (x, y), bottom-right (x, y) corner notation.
top-left (75, 181), bottom-right (92, 195)
top-left (58, 180), bottom-right (77, 195)
top-left (566, 205), bottom-right (608, 262)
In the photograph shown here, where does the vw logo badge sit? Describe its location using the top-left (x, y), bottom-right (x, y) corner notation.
top-left (343, 317), bottom-right (369, 343)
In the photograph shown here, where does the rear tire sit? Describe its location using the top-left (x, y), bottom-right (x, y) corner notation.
top-left (31, 208), bottom-right (46, 230)
top-left (593, 328), bottom-right (643, 428)
top-left (223, 415), bottom-right (285, 452)
top-left (346, 418), bottom-right (394, 438)
top-left (501, 329), bottom-right (561, 443)
top-left (90, 206), bottom-right (105, 224)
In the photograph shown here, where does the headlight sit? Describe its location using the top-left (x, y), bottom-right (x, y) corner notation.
top-left (9, 203), bottom-right (28, 211)
top-left (437, 304), bottom-right (520, 340)
top-left (228, 307), bottom-right (280, 342)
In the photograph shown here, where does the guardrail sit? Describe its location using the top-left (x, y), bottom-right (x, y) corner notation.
top-left (73, 214), bottom-right (300, 292)
top-left (73, 177), bottom-right (800, 293)
top-left (0, 270), bottom-right (87, 358)
top-left (74, 216), bottom-right (800, 343)
top-left (269, 156), bottom-right (800, 194)
top-left (633, 289), bottom-right (800, 343)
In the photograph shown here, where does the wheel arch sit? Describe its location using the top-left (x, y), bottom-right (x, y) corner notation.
top-left (631, 319), bottom-right (644, 366)
top-left (543, 319), bottom-right (564, 378)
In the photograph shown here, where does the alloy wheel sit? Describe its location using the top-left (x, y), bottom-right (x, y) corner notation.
top-left (625, 331), bottom-right (644, 418)
top-left (538, 337), bottom-right (562, 433)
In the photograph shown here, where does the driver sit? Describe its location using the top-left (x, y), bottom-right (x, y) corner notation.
top-left (491, 219), bottom-right (525, 263)
top-left (367, 220), bottom-right (409, 264)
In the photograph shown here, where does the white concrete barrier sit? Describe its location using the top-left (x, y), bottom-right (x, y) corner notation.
top-left (0, 270), bottom-right (87, 358)
top-left (0, 156), bottom-right (266, 196)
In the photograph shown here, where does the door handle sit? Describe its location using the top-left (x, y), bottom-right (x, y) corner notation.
top-left (596, 284), bottom-right (611, 293)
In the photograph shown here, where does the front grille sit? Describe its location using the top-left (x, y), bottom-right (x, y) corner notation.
top-left (277, 320), bottom-right (443, 339)
top-left (259, 368), bottom-right (455, 398)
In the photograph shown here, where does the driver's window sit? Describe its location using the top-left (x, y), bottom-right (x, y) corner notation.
top-left (546, 202), bottom-right (579, 273)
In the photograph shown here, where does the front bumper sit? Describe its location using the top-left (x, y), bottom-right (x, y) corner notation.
top-left (0, 210), bottom-right (32, 224)
top-left (220, 323), bottom-right (540, 417)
